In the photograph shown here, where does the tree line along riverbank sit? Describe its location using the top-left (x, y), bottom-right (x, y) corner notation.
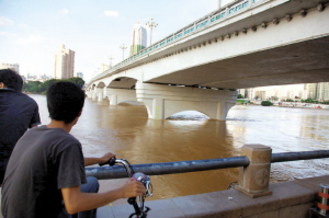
top-left (23, 77), bottom-right (85, 94)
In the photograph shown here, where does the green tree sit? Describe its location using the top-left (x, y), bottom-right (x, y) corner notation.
top-left (237, 94), bottom-right (244, 99)
top-left (23, 81), bottom-right (42, 93)
top-left (41, 79), bottom-right (59, 92)
top-left (22, 77), bottom-right (85, 94)
top-left (261, 101), bottom-right (273, 106)
top-left (65, 77), bottom-right (85, 88)
top-left (305, 98), bottom-right (315, 103)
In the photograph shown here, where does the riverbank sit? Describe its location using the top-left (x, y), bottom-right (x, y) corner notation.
top-left (278, 102), bottom-right (329, 110)
top-left (237, 100), bottom-right (329, 110)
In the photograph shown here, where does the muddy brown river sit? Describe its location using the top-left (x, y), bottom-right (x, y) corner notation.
top-left (29, 94), bottom-right (329, 204)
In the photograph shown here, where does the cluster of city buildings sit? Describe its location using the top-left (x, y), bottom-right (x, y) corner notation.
top-left (0, 44), bottom-right (83, 83)
top-left (238, 83), bottom-right (329, 102)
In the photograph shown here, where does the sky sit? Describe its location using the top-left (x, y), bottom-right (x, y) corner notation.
top-left (0, 0), bottom-right (235, 83)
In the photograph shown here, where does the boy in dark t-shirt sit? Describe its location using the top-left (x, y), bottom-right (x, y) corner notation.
top-left (1, 81), bottom-right (145, 218)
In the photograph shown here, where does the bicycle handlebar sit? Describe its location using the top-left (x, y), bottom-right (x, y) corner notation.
top-left (99, 157), bottom-right (152, 218)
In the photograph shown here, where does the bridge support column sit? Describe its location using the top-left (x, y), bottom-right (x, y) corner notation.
top-left (136, 82), bottom-right (237, 120)
top-left (105, 88), bottom-right (137, 105)
top-left (86, 90), bottom-right (92, 98)
top-left (97, 91), bottom-right (103, 102)
top-left (91, 88), bottom-right (103, 101)
top-left (236, 144), bottom-right (272, 198)
top-left (92, 92), bottom-right (97, 101)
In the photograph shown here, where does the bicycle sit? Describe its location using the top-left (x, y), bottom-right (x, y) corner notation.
top-left (100, 157), bottom-right (153, 218)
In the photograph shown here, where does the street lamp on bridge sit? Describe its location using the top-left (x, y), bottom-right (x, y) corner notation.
top-left (146, 18), bottom-right (158, 46)
top-left (108, 56), bottom-right (114, 69)
top-left (119, 44), bottom-right (127, 61)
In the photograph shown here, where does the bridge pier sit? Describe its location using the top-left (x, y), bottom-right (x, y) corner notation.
top-left (91, 88), bottom-right (103, 102)
top-left (97, 91), bottom-right (104, 102)
top-left (85, 90), bottom-right (92, 98)
top-left (92, 92), bottom-right (97, 101)
top-left (136, 82), bottom-right (237, 120)
top-left (105, 88), bottom-right (137, 105)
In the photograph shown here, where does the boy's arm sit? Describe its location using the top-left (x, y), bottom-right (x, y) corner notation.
top-left (84, 152), bottom-right (116, 166)
top-left (61, 179), bottom-right (145, 214)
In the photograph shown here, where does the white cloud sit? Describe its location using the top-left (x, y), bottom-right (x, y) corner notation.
top-left (0, 16), bottom-right (14, 26)
top-left (104, 10), bottom-right (119, 17)
top-left (0, 31), bottom-right (17, 37)
top-left (59, 8), bottom-right (69, 14)
top-left (16, 34), bottom-right (45, 45)
top-left (19, 23), bottom-right (29, 29)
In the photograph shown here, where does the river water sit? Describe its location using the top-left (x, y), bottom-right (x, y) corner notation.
top-left (29, 94), bottom-right (329, 204)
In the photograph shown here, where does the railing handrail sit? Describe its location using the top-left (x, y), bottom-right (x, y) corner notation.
top-left (85, 150), bottom-right (329, 180)
top-left (88, 0), bottom-right (269, 85)
top-left (271, 150), bottom-right (329, 163)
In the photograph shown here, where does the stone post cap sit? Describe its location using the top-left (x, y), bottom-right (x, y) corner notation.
top-left (241, 144), bottom-right (272, 162)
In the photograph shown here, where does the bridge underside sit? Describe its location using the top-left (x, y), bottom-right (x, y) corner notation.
top-left (146, 36), bottom-right (329, 89)
top-left (86, 0), bottom-right (329, 120)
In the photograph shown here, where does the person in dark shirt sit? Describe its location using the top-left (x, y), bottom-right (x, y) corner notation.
top-left (1, 81), bottom-right (145, 218)
top-left (0, 69), bottom-right (41, 185)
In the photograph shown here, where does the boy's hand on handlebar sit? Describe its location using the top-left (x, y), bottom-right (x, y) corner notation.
top-left (99, 152), bottom-right (116, 165)
top-left (121, 178), bottom-right (146, 198)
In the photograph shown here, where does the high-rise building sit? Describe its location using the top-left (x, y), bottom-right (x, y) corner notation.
top-left (54, 44), bottom-right (75, 79)
top-left (130, 22), bottom-right (147, 56)
top-left (306, 82), bottom-right (329, 101)
top-left (0, 62), bottom-right (19, 73)
top-left (76, 72), bottom-right (83, 79)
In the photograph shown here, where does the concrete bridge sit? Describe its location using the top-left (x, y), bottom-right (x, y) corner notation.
top-left (85, 0), bottom-right (329, 120)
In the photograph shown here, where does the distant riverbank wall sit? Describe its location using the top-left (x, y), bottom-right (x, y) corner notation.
top-left (238, 100), bottom-right (329, 110)
top-left (278, 102), bottom-right (329, 110)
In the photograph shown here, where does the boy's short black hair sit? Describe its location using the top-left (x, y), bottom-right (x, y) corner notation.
top-left (47, 81), bottom-right (85, 124)
top-left (0, 69), bottom-right (23, 92)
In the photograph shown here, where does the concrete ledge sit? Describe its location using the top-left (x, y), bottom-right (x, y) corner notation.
top-left (97, 175), bottom-right (329, 218)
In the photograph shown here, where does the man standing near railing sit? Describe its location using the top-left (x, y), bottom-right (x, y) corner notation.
top-left (0, 69), bottom-right (41, 185)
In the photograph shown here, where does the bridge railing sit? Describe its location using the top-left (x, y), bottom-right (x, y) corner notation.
top-left (91, 0), bottom-right (268, 82)
top-left (86, 145), bottom-right (329, 198)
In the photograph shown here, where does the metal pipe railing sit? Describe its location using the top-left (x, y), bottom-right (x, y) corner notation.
top-left (271, 150), bottom-right (329, 163)
top-left (85, 150), bottom-right (329, 180)
top-left (86, 156), bottom-right (249, 180)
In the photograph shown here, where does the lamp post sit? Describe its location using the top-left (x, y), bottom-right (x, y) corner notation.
top-left (146, 18), bottom-right (158, 46)
top-left (108, 56), bottom-right (114, 69)
top-left (119, 44), bottom-right (127, 61)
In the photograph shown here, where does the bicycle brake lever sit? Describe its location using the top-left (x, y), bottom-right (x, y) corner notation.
top-left (99, 157), bottom-right (116, 166)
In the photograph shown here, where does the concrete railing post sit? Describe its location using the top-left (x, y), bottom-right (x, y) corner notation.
top-left (236, 144), bottom-right (272, 198)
